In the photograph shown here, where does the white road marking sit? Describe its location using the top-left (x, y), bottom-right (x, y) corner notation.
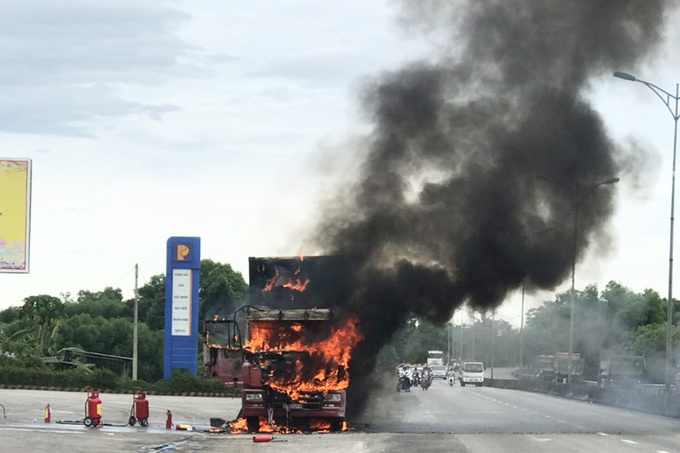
top-left (544, 415), bottom-right (552, 419)
top-left (0, 427), bottom-right (84, 435)
top-left (658, 450), bottom-right (671, 453)
top-left (528, 435), bottom-right (552, 443)
top-left (597, 432), bottom-right (609, 436)
top-left (621, 440), bottom-right (638, 445)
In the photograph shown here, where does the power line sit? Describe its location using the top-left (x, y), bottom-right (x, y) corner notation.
top-left (107, 266), bottom-right (136, 288)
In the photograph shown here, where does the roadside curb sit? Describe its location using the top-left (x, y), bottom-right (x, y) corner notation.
top-left (0, 384), bottom-right (239, 397)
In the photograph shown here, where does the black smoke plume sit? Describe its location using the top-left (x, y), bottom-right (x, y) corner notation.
top-left (312, 0), bottom-right (671, 417)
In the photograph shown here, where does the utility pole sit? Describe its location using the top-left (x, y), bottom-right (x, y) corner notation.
top-left (447, 324), bottom-right (451, 366)
top-left (471, 312), bottom-right (476, 361)
top-left (520, 283), bottom-right (525, 369)
top-left (491, 308), bottom-right (495, 380)
top-left (133, 264), bottom-right (139, 381)
top-left (459, 312), bottom-right (464, 360)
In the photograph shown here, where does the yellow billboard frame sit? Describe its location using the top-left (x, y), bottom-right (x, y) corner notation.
top-left (0, 158), bottom-right (32, 273)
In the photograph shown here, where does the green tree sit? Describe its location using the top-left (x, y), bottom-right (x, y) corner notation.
top-left (137, 274), bottom-right (166, 331)
top-left (21, 295), bottom-right (65, 354)
top-left (199, 259), bottom-right (248, 321)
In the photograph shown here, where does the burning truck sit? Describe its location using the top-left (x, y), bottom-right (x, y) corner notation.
top-left (222, 256), bottom-right (362, 432)
top-left (239, 307), bottom-right (361, 432)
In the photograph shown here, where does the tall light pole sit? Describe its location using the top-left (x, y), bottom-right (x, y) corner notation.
top-left (447, 323), bottom-right (452, 366)
top-left (520, 282), bottom-right (525, 369)
top-left (567, 177), bottom-right (620, 384)
top-left (519, 227), bottom-right (555, 370)
top-left (491, 308), bottom-right (495, 380)
top-left (614, 71), bottom-right (679, 403)
top-left (133, 263), bottom-right (139, 381)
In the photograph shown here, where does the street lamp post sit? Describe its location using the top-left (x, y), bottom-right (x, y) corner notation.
top-left (519, 227), bottom-right (555, 370)
top-left (491, 308), bottom-right (495, 380)
top-left (567, 178), bottom-right (620, 384)
top-left (520, 282), bottom-right (525, 369)
top-left (614, 71), bottom-right (679, 403)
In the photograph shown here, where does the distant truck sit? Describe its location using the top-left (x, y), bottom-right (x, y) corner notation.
top-left (458, 361), bottom-right (484, 387)
top-left (427, 350), bottom-right (444, 367)
top-left (240, 308), bottom-right (349, 432)
top-left (599, 349), bottom-right (646, 388)
top-left (530, 355), bottom-right (555, 381)
top-left (554, 352), bottom-right (584, 383)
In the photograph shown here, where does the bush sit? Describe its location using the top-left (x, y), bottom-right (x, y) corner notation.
top-left (152, 369), bottom-right (229, 394)
top-left (0, 358), bottom-right (238, 395)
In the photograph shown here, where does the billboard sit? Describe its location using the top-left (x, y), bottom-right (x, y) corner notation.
top-left (0, 158), bottom-right (32, 273)
top-left (164, 236), bottom-right (201, 379)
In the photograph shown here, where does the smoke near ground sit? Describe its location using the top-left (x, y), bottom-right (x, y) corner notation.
top-left (311, 1), bottom-right (672, 417)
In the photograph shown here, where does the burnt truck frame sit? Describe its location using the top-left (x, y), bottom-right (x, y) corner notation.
top-left (240, 308), bottom-right (346, 432)
top-left (203, 318), bottom-right (244, 387)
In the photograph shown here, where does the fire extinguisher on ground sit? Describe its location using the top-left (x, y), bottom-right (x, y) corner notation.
top-left (83, 386), bottom-right (102, 427)
top-left (128, 388), bottom-right (149, 427)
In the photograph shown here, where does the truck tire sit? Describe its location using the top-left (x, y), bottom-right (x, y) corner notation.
top-left (330, 418), bottom-right (344, 432)
top-left (246, 417), bottom-right (259, 433)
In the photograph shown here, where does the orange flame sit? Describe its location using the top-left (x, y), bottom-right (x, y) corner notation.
top-left (282, 278), bottom-right (310, 292)
top-left (228, 418), bottom-right (248, 434)
top-left (263, 268), bottom-right (280, 292)
top-left (258, 419), bottom-right (274, 433)
top-left (262, 255), bottom-right (310, 296)
top-left (245, 317), bottom-right (363, 400)
top-left (309, 419), bottom-right (331, 433)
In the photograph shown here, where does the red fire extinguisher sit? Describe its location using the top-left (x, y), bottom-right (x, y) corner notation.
top-left (84, 386), bottom-right (102, 427)
top-left (44, 404), bottom-right (51, 423)
top-left (128, 389), bottom-right (149, 427)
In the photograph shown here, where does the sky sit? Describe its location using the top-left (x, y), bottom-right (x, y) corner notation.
top-left (0, 0), bottom-right (679, 328)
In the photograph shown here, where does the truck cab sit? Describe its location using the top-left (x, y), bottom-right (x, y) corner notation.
top-left (239, 308), bottom-right (349, 432)
top-left (458, 361), bottom-right (484, 387)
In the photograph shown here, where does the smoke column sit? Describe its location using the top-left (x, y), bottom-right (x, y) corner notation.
top-left (311, 1), bottom-right (672, 416)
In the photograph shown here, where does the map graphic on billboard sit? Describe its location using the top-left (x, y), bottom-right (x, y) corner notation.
top-left (0, 158), bottom-right (32, 273)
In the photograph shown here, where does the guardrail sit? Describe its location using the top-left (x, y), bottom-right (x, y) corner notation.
top-left (486, 378), bottom-right (680, 418)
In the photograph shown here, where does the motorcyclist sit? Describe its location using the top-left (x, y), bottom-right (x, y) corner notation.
top-left (447, 368), bottom-right (455, 386)
top-left (421, 369), bottom-right (432, 390)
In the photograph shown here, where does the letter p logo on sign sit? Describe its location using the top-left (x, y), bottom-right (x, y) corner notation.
top-left (175, 244), bottom-right (191, 262)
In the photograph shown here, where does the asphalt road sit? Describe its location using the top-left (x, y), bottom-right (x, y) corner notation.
top-left (3, 382), bottom-right (680, 452)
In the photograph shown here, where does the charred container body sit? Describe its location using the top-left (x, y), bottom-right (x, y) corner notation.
top-left (240, 308), bottom-right (347, 431)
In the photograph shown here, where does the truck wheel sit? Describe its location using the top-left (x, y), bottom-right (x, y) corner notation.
top-left (246, 417), bottom-right (259, 433)
top-left (330, 418), bottom-right (344, 432)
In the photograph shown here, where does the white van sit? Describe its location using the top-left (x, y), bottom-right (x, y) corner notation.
top-left (459, 362), bottom-right (484, 387)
